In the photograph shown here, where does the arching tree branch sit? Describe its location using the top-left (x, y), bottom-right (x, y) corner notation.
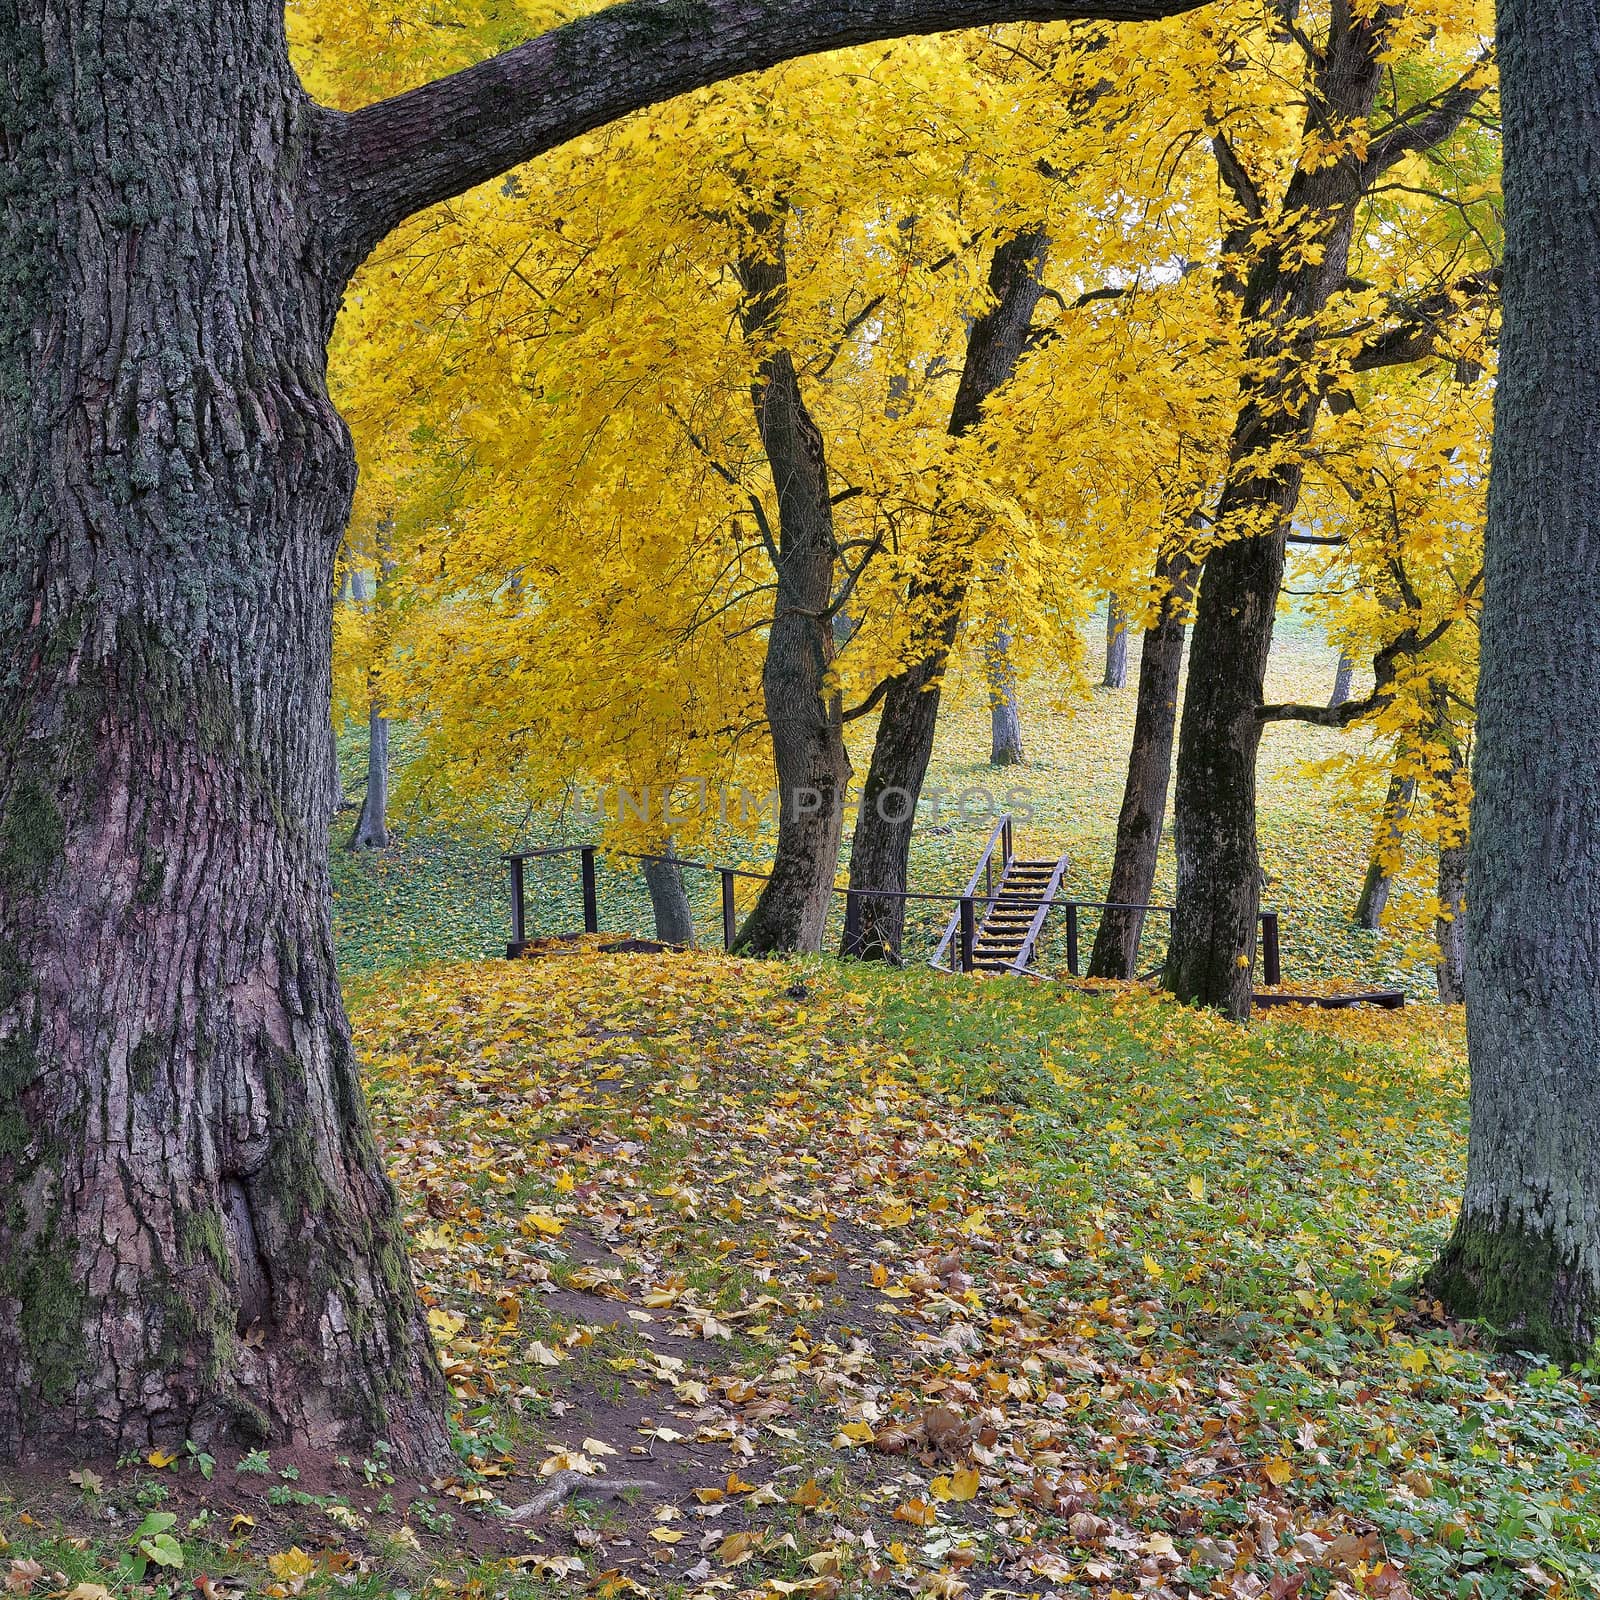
top-left (313, 0), bottom-right (1211, 272)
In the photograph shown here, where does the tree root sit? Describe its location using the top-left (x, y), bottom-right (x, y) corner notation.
top-left (503, 1470), bottom-right (663, 1522)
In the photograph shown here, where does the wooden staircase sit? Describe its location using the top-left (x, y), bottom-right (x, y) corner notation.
top-left (970, 854), bottom-right (1070, 972)
top-left (931, 819), bottom-right (1070, 975)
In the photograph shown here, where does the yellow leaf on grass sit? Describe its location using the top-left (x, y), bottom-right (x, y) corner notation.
top-left (266, 1548), bottom-right (316, 1582)
top-left (718, 1530), bottom-right (763, 1565)
top-left (66, 1587), bottom-right (113, 1600)
top-left (946, 1467), bottom-right (981, 1502)
top-left (1188, 1174), bottom-right (1207, 1202)
top-left (1143, 1253), bottom-right (1166, 1280)
top-left (1263, 1458), bottom-right (1294, 1486)
top-left (835, 1420), bottom-right (875, 1446)
top-left (520, 1212), bottom-right (564, 1237)
top-left (893, 1498), bottom-right (937, 1526)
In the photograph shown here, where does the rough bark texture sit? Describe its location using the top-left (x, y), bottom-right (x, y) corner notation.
top-left (1088, 548), bottom-right (1196, 979)
top-left (842, 232), bottom-right (1048, 961)
top-left (1425, 0), bottom-right (1600, 1360)
top-left (1353, 769), bottom-right (1416, 930)
top-left (642, 843), bottom-right (696, 947)
top-left (731, 214), bottom-right (851, 955)
top-left (987, 630), bottom-right (1026, 767)
top-left (347, 696), bottom-right (390, 851)
top-left (0, 1), bottom-right (443, 1459)
top-left (1166, 6), bottom-right (1408, 1017)
top-left (1328, 651), bottom-right (1355, 709)
top-left (1102, 600), bottom-right (1130, 689)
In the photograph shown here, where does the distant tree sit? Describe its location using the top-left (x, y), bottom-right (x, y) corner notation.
top-left (1102, 599), bottom-right (1130, 689)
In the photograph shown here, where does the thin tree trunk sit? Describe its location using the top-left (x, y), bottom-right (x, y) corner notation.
top-left (1436, 833), bottom-right (1468, 1004)
top-left (1088, 546), bottom-right (1197, 978)
top-left (1329, 651), bottom-right (1355, 708)
top-left (641, 840), bottom-right (695, 946)
top-left (347, 692), bottom-right (390, 850)
top-left (0, 7), bottom-right (443, 1460)
top-left (1425, 0), bottom-right (1600, 1359)
top-left (987, 627), bottom-right (1026, 766)
top-left (842, 231), bottom-right (1047, 960)
top-left (1354, 769), bottom-right (1416, 929)
top-left (1103, 599), bottom-right (1130, 689)
top-left (329, 718), bottom-right (349, 819)
top-left (731, 211), bottom-right (851, 956)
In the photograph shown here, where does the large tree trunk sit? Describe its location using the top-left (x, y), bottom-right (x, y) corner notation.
top-left (1164, 9), bottom-right (1396, 1018)
top-left (842, 231), bottom-right (1048, 961)
top-left (347, 691), bottom-right (390, 850)
top-left (1088, 547), bottom-right (1196, 978)
top-left (0, 6), bottom-right (443, 1460)
top-left (1102, 599), bottom-right (1130, 689)
top-left (1425, 0), bottom-right (1600, 1359)
top-left (731, 213), bottom-right (851, 955)
top-left (1354, 768), bottom-right (1416, 929)
top-left (641, 841), bottom-right (696, 946)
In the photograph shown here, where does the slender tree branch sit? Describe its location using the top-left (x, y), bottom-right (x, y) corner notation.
top-left (841, 676), bottom-right (898, 724)
top-left (313, 0), bottom-right (1211, 272)
top-left (1357, 59), bottom-right (1493, 185)
top-left (1212, 131), bottom-right (1263, 220)
top-left (1259, 591), bottom-right (1477, 727)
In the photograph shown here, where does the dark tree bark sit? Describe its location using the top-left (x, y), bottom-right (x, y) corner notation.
top-left (1088, 546), bottom-right (1197, 978)
top-left (1353, 768), bottom-right (1416, 929)
top-left (641, 841), bottom-right (696, 946)
top-left (987, 628), bottom-right (1026, 766)
top-left (731, 212), bottom-right (852, 955)
top-left (347, 696), bottom-right (390, 850)
top-left (1328, 651), bottom-right (1355, 708)
top-left (1102, 599), bottom-right (1130, 689)
top-left (843, 231), bottom-right (1048, 961)
top-left (0, 0), bottom-right (1229, 1460)
top-left (1423, 0), bottom-right (1600, 1359)
top-left (1164, 7), bottom-right (1484, 1018)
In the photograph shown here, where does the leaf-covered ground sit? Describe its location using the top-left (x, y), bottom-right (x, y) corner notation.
top-left (8, 952), bottom-right (1597, 1600)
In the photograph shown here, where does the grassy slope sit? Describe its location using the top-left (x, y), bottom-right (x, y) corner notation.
top-left (6, 955), bottom-right (1595, 1599)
